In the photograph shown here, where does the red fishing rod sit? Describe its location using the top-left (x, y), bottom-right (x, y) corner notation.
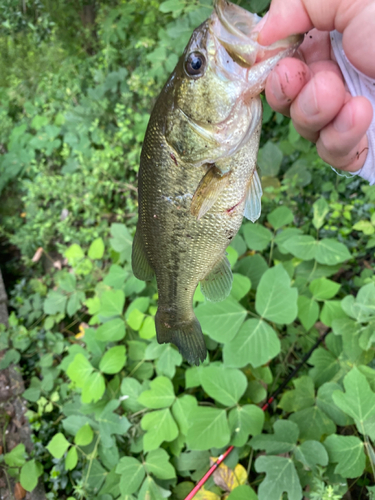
top-left (184, 330), bottom-right (329, 500)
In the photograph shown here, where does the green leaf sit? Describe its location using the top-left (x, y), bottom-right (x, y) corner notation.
top-left (226, 485), bottom-right (258, 500)
top-left (289, 406), bottom-right (336, 441)
top-left (128, 341), bottom-right (147, 361)
top-left (230, 273), bottom-right (251, 301)
top-left (332, 367), bottom-right (375, 435)
top-left (110, 223), bottom-right (132, 261)
top-left (116, 457), bottom-right (145, 495)
top-left (97, 400), bottom-right (131, 448)
top-left (65, 446), bottom-right (78, 470)
top-left (200, 366), bottom-right (247, 406)
top-left (242, 223), bottom-right (273, 251)
top-left (159, 0), bottom-right (185, 13)
top-left (353, 219), bottom-right (375, 235)
top-left (44, 290), bottom-right (67, 315)
top-left (95, 318), bottom-right (126, 342)
top-left (247, 380), bottom-right (267, 403)
top-left (156, 344), bottom-right (183, 378)
top-left (229, 404), bottom-right (264, 446)
top-left (141, 408), bottom-right (179, 451)
top-left (250, 420), bottom-right (298, 454)
top-left (320, 300), bottom-right (348, 326)
top-left (4, 443), bottom-right (26, 467)
top-left (64, 243), bottom-right (85, 265)
top-left (324, 434), bottom-right (366, 478)
top-left (74, 424), bottom-right (94, 446)
top-left (186, 407), bottom-right (230, 451)
top-left (255, 264), bottom-right (298, 323)
top-left (313, 197), bottom-right (329, 230)
top-left (282, 235), bottom-right (317, 260)
top-left (84, 459), bottom-right (106, 491)
top-left (279, 376), bottom-right (315, 413)
top-left (125, 275), bottom-right (146, 296)
top-left (285, 158), bottom-right (311, 186)
top-left (144, 449), bottom-right (176, 479)
top-left (103, 264), bottom-right (127, 289)
top-left (195, 297), bottom-right (247, 343)
top-left (315, 239), bottom-right (351, 265)
top-left (294, 440), bottom-right (328, 469)
top-left (0, 348), bottom-right (20, 369)
top-left (139, 316), bottom-right (157, 339)
top-left (20, 460), bottom-right (42, 492)
top-left (99, 289), bottom-right (125, 317)
top-left (297, 296), bottom-right (319, 330)
top-left (172, 395), bottom-right (198, 435)
top-left (316, 383), bottom-right (354, 427)
top-left (99, 346), bottom-right (126, 374)
top-left (121, 377), bottom-right (145, 412)
top-left (138, 376), bottom-right (175, 409)
top-left (234, 254), bottom-right (268, 289)
top-left (223, 319), bottom-right (280, 369)
top-left (22, 377), bottom-right (41, 402)
top-left (138, 476), bottom-right (165, 500)
top-left (255, 456), bottom-right (303, 500)
top-left (47, 433), bottom-right (70, 459)
top-left (274, 228), bottom-right (302, 254)
top-left (58, 273), bottom-right (76, 293)
top-left (231, 234), bottom-right (247, 257)
top-left (350, 283), bottom-right (375, 322)
top-left (309, 347), bottom-right (341, 387)
top-left (127, 309), bottom-right (145, 331)
top-left (81, 371), bottom-right (106, 403)
top-left (174, 450), bottom-right (210, 473)
top-left (258, 141), bottom-right (283, 177)
top-left (66, 354), bottom-right (93, 387)
top-left (88, 237), bottom-right (105, 260)
top-left (309, 277), bottom-right (341, 300)
top-left (67, 291), bottom-right (85, 317)
top-left (267, 206), bottom-right (294, 230)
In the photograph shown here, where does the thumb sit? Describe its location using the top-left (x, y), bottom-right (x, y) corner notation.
top-left (258, 0), bottom-right (375, 78)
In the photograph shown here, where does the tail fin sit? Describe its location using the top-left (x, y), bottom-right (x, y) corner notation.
top-left (155, 310), bottom-right (207, 366)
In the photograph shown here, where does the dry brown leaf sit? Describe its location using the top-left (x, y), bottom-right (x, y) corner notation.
top-left (31, 247), bottom-right (44, 263)
top-left (14, 482), bottom-right (26, 499)
top-left (211, 458), bottom-right (247, 493)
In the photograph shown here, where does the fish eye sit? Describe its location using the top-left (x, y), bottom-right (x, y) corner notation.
top-left (185, 52), bottom-right (206, 78)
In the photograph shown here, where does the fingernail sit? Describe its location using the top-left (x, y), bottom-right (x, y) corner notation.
top-left (269, 71), bottom-right (285, 102)
top-left (333, 104), bottom-right (354, 133)
top-left (299, 81), bottom-right (318, 116)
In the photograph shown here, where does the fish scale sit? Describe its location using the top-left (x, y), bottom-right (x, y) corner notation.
top-left (132, 0), bottom-right (302, 365)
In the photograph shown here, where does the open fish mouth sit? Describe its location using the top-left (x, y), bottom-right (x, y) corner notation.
top-left (212, 0), bottom-right (303, 67)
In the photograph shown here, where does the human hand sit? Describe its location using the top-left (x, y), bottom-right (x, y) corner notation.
top-left (258, 0), bottom-right (374, 173)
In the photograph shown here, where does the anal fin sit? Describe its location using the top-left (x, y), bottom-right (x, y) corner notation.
top-left (191, 165), bottom-right (230, 220)
top-left (244, 168), bottom-right (262, 222)
top-left (200, 255), bottom-right (233, 302)
top-left (131, 229), bottom-right (154, 281)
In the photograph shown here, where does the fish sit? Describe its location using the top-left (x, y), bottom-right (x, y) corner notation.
top-left (132, 0), bottom-right (302, 365)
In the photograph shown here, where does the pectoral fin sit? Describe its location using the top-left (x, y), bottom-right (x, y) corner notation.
top-left (131, 229), bottom-right (154, 281)
top-left (200, 255), bottom-right (233, 302)
top-left (191, 165), bottom-right (230, 220)
top-left (244, 168), bottom-right (262, 222)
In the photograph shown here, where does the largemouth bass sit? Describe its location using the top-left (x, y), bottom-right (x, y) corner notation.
top-left (132, 0), bottom-right (302, 365)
